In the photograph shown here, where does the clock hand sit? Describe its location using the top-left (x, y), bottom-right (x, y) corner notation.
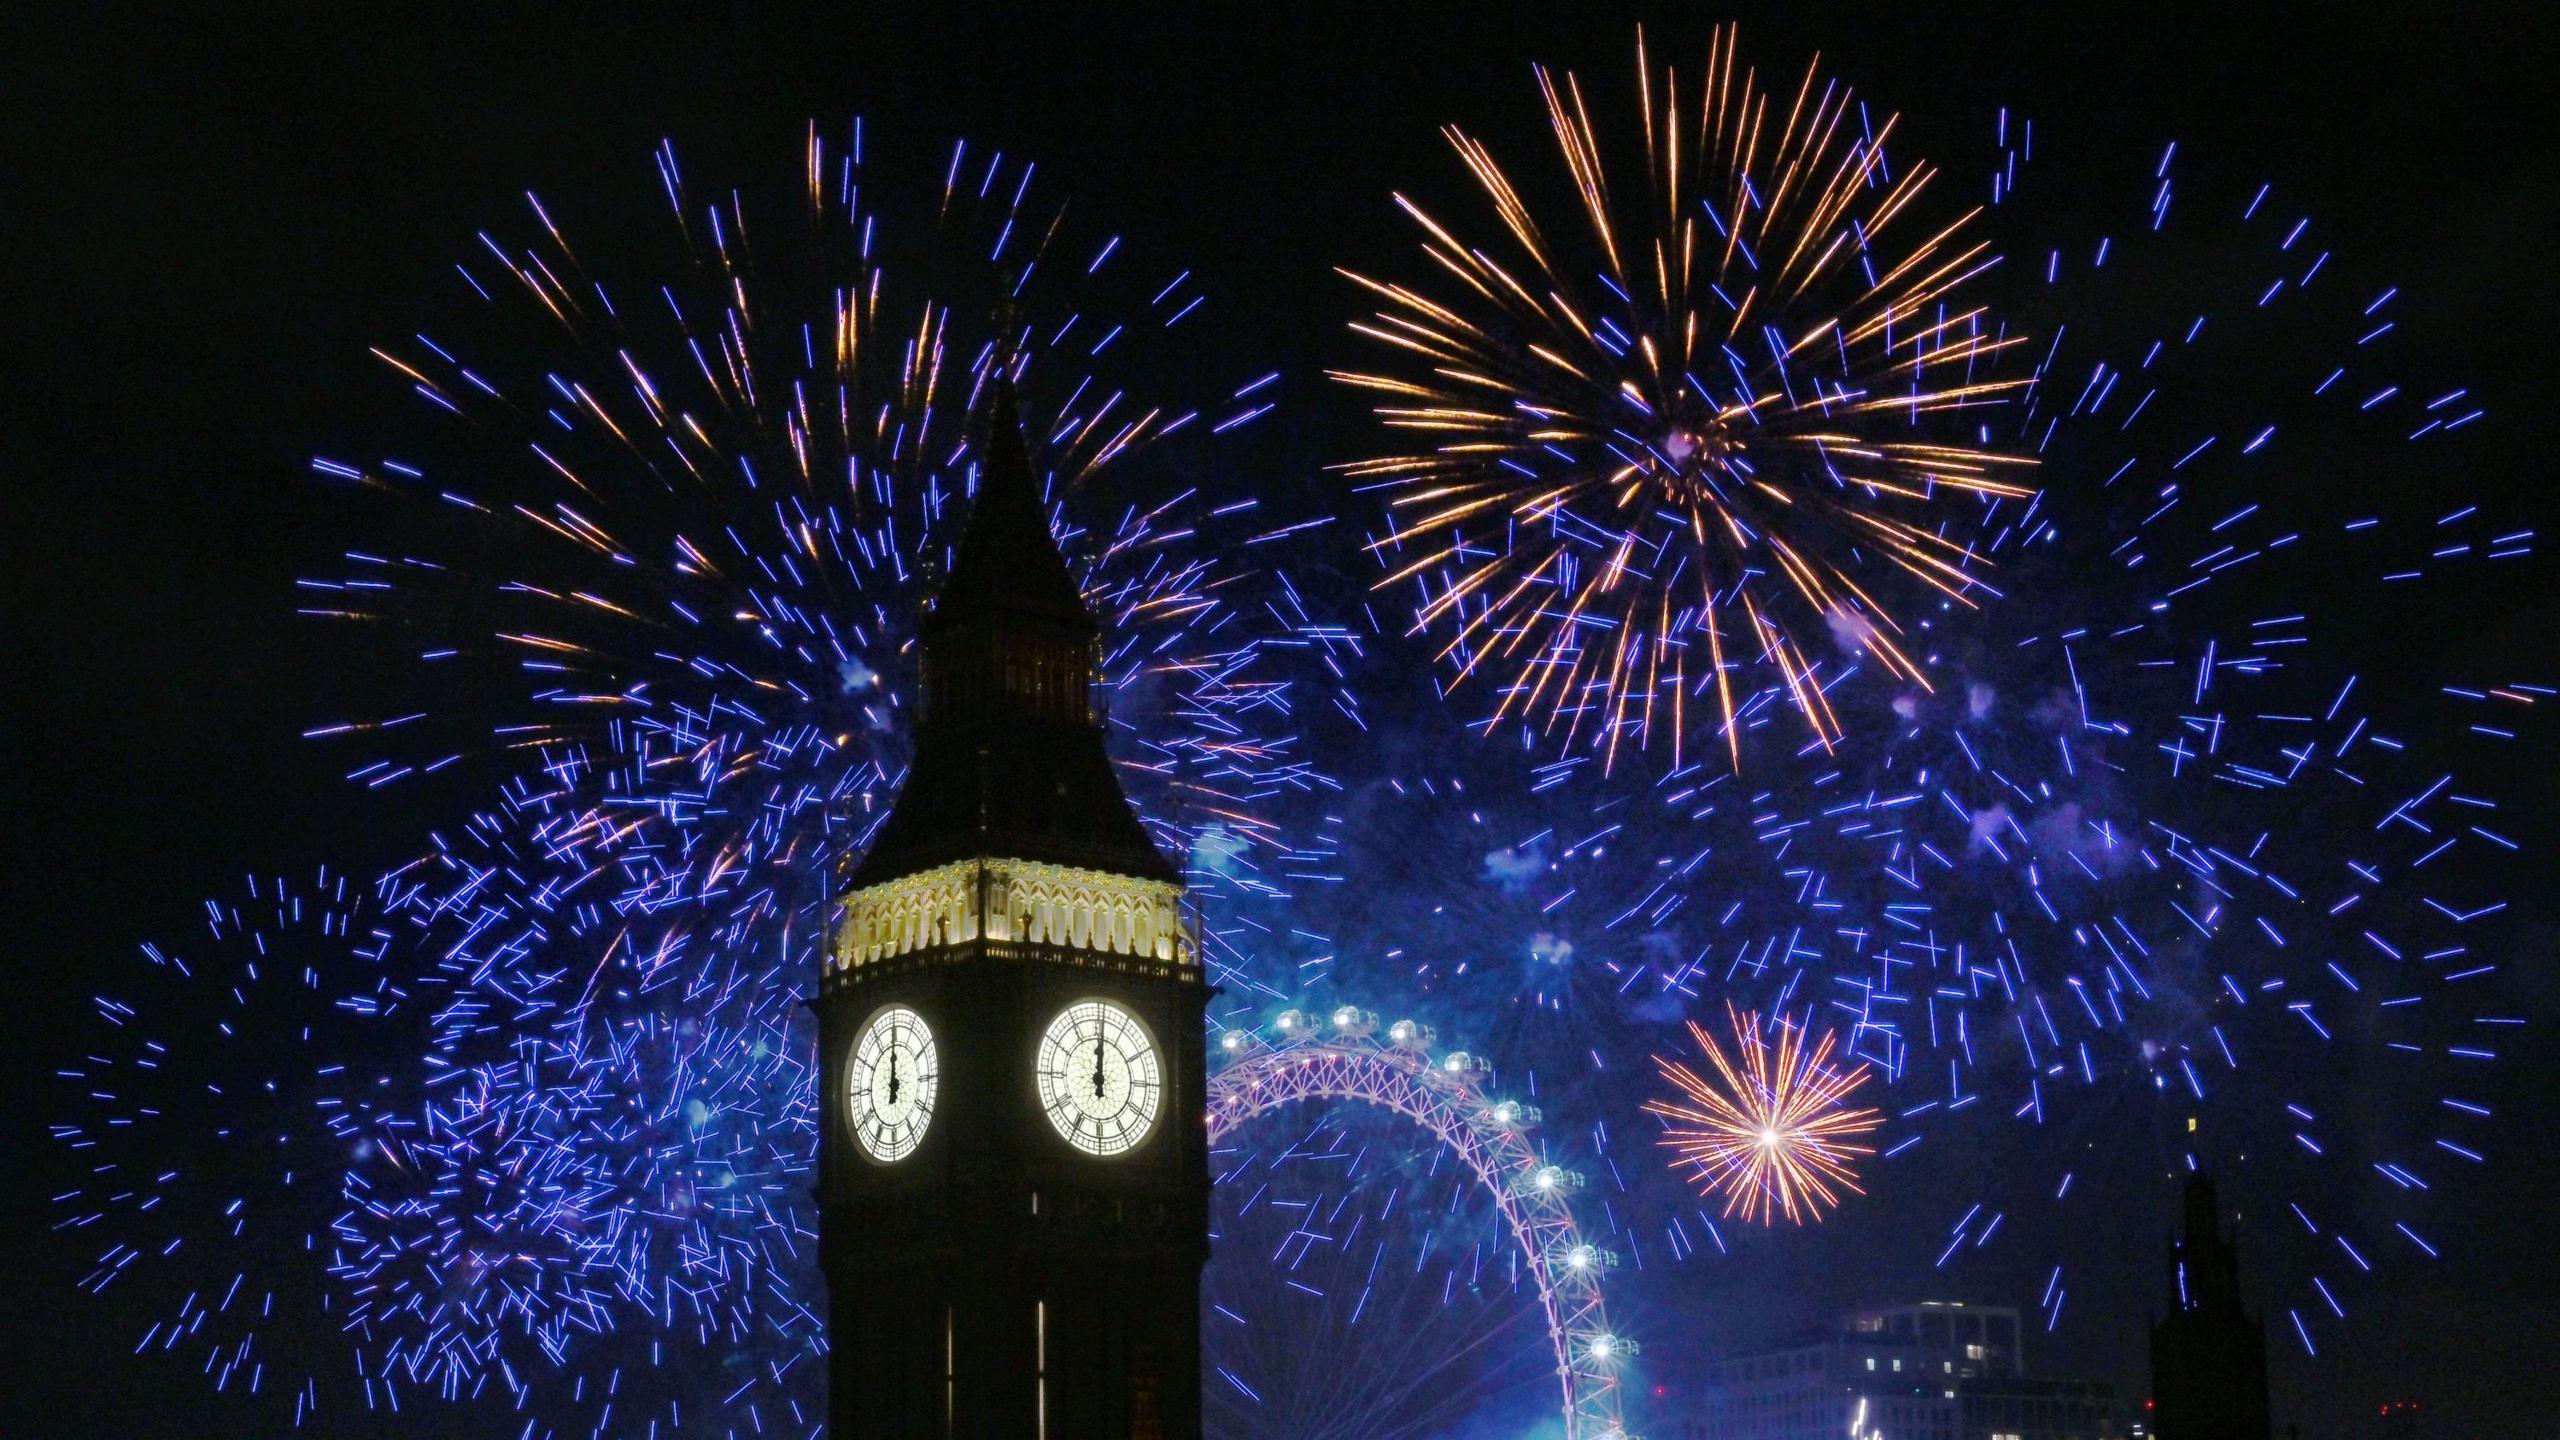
top-left (887, 1050), bottom-right (901, 1108)
top-left (1092, 1027), bottom-right (1109, 1100)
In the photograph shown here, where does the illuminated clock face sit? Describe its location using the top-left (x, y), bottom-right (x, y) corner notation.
top-left (847, 1005), bottom-right (939, 1163)
top-left (1036, 1000), bottom-right (1162, 1157)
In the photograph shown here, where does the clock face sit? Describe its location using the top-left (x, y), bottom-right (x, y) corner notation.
top-left (847, 1005), bottom-right (939, 1163)
top-left (1036, 999), bottom-right (1162, 1157)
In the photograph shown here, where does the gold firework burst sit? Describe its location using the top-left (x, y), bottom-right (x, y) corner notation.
top-left (1646, 1002), bottom-right (1884, 1225)
top-left (1336, 25), bottom-right (2036, 770)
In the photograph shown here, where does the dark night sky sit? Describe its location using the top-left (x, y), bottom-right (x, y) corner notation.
top-left (8, 3), bottom-right (2555, 1435)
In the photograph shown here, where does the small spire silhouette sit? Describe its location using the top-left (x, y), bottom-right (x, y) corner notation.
top-left (930, 378), bottom-right (1092, 629)
top-left (847, 358), bottom-right (1178, 888)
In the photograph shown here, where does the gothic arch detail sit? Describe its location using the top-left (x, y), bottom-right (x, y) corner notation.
top-left (834, 858), bottom-right (1191, 972)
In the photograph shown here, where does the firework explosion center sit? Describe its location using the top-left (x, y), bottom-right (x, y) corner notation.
top-left (821, 383), bottom-right (1212, 1438)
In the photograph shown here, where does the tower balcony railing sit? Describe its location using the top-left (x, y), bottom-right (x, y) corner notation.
top-left (821, 935), bottom-right (1204, 990)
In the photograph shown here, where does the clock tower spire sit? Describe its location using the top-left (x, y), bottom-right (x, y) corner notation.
top-left (821, 377), bottom-right (1209, 1439)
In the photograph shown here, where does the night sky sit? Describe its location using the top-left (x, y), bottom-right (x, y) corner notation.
top-left (10, 4), bottom-right (2556, 1436)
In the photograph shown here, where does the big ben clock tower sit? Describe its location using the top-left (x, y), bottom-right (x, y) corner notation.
top-left (820, 381), bottom-right (1210, 1439)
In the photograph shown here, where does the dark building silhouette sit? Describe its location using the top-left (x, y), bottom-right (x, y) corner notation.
top-left (2148, 1172), bottom-right (2272, 1440)
top-left (820, 380), bottom-right (1210, 1438)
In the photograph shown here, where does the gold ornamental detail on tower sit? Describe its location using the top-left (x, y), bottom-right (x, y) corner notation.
top-left (834, 857), bottom-right (1195, 974)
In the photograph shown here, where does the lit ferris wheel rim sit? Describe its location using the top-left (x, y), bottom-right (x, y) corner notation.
top-left (1207, 1006), bottom-right (1637, 1440)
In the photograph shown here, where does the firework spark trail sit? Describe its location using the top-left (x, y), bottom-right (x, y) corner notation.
top-left (267, 124), bottom-right (1340, 1433)
top-left (304, 566), bottom-right (1341, 1427)
top-left (1684, 112), bottom-right (2540, 1347)
top-left (1336, 25), bottom-right (2039, 768)
top-left (1295, 447), bottom-right (2539, 1346)
top-left (328, 976), bottom-right (825, 1429)
top-left (1297, 38), bottom-right (2540, 1363)
top-left (1286, 523), bottom-right (2536, 1349)
top-left (1646, 1002), bottom-right (1882, 1225)
top-left (50, 870), bottom-right (406, 1430)
top-left (47, 35), bottom-right (2550, 1433)
top-left (1198, 1015), bottom-right (1628, 1440)
top-left (297, 122), bottom-right (1338, 988)
top-left (1205, 1113), bottom-right (1554, 1439)
top-left (297, 763), bottom-right (829, 1430)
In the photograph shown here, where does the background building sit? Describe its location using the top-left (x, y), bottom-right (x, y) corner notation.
top-left (1675, 1301), bottom-right (2123, 1440)
top-left (2148, 1172), bottom-right (2273, 1440)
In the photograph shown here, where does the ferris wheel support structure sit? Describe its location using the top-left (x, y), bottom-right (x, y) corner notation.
top-left (1206, 1008), bottom-right (1637, 1440)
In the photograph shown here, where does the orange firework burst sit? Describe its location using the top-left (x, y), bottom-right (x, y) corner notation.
top-left (1335, 25), bottom-right (2036, 770)
top-left (1645, 1003), bottom-right (1883, 1225)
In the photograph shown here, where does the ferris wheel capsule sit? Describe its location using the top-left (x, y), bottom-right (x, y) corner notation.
top-left (1331, 1005), bottom-right (1377, 1038)
top-left (1554, 1242), bottom-right (1617, 1274)
top-left (1387, 1018), bottom-right (1434, 1051)
top-left (1274, 1008), bottom-right (1310, 1037)
top-left (1526, 1164), bottom-right (1585, 1194)
top-left (1579, 1331), bottom-right (1637, 1362)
